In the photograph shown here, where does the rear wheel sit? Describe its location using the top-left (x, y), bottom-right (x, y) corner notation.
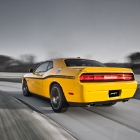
top-left (50, 84), bottom-right (68, 113)
top-left (22, 80), bottom-right (31, 96)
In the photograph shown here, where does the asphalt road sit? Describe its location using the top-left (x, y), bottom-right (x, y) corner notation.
top-left (0, 81), bottom-right (140, 140)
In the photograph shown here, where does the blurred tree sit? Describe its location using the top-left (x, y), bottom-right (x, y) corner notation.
top-left (127, 52), bottom-right (140, 64)
top-left (20, 54), bottom-right (36, 64)
top-left (0, 55), bottom-right (13, 64)
top-left (0, 55), bottom-right (21, 71)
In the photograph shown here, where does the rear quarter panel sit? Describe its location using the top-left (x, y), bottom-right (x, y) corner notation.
top-left (42, 67), bottom-right (80, 99)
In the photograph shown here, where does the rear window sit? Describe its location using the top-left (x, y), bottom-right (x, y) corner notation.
top-left (64, 59), bottom-right (105, 67)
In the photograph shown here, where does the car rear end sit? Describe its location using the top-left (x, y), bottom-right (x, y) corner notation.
top-left (63, 58), bottom-right (138, 106)
top-left (71, 67), bottom-right (138, 106)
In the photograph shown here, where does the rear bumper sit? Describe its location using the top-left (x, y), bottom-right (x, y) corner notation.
top-left (82, 88), bottom-right (136, 102)
top-left (65, 81), bottom-right (138, 103)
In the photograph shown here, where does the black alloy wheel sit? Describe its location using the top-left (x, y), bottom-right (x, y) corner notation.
top-left (22, 80), bottom-right (31, 96)
top-left (50, 84), bottom-right (68, 113)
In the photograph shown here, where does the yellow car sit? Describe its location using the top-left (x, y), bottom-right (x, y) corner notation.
top-left (22, 58), bottom-right (138, 112)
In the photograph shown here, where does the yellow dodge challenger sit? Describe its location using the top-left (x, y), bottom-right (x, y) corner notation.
top-left (22, 58), bottom-right (138, 112)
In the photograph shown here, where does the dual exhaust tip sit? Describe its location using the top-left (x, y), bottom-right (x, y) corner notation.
top-left (87, 99), bottom-right (129, 107)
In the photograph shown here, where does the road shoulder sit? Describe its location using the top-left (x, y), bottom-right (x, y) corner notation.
top-left (0, 90), bottom-right (76, 140)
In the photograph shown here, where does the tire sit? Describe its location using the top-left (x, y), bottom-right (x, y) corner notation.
top-left (22, 80), bottom-right (31, 96)
top-left (50, 84), bottom-right (68, 113)
top-left (102, 102), bottom-right (117, 106)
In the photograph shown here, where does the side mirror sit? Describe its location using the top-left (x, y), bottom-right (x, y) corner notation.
top-left (29, 68), bottom-right (34, 73)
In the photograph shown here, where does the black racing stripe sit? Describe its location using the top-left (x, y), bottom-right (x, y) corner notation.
top-left (48, 75), bottom-right (75, 79)
top-left (25, 75), bottom-right (75, 80)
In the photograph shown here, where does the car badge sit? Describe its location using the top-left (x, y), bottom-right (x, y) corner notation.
top-left (56, 68), bottom-right (61, 74)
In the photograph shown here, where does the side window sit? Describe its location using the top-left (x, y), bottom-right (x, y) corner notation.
top-left (35, 62), bottom-right (49, 73)
top-left (47, 61), bottom-right (53, 70)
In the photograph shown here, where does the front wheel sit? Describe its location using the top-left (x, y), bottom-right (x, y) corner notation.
top-left (50, 84), bottom-right (68, 113)
top-left (22, 80), bottom-right (31, 96)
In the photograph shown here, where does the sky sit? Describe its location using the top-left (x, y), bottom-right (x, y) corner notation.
top-left (0, 0), bottom-right (140, 63)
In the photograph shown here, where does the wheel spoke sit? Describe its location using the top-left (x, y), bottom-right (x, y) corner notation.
top-left (50, 84), bottom-right (68, 112)
top-left (51, 87), bottom-right (61, 109)
top-left (22, 81), bottom-right (31, 96)
top-left (23, 83), bottom-right (26, 93)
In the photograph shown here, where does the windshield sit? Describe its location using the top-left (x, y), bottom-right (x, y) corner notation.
top-left (64, 59), bottom-right (105, 67)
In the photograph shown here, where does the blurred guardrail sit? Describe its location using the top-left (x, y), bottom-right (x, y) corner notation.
top-left (0, 72), bottom-right (24, 83)
top-left (0, 72), bottom-right (25, 78)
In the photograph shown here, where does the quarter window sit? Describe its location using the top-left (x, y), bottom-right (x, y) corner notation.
top-left (47, 61), bottom-right (53, 70)
top-left (35, 62), bottom-right (49, 73)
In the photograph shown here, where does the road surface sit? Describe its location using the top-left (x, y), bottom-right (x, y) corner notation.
top-left (0, 81), bottom-right (140, 140)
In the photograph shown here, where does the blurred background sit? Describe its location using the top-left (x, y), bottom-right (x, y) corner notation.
top-left (0, 0), bottom-right (140, 73)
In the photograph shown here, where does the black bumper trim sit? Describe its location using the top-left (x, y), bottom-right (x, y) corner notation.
top-left (68, 98), bottom-right (130, 107)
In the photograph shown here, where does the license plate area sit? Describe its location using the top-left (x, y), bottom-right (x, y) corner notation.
top-left (109, 90), bottom-right (120, 98)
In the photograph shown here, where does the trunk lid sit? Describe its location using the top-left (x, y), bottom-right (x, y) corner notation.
top-left (81, 67), bottom-right (133, 73)
top-left (68, 66), bottom-right (133, 73)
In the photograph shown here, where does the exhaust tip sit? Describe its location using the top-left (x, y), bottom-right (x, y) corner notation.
top-left (122, 99), bottom-right (129, 103)
top-left (87, 103), bottom-right (96, 107)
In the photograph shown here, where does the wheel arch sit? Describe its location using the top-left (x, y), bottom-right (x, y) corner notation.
top-left (49, 81), bottom-right (68, 101)
top-left (49, 81), bottom-right (63, 94)
top-left (22, 77), bottom-right (26, 83)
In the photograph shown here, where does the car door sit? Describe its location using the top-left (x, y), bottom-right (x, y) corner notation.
top-left (42, 61), bottom-right (53, 97)
top-left (31, 62), bottom-right (49, 95)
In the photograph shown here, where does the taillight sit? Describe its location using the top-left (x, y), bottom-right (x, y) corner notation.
top-left (79, 75), bottom-right (94, 81)
top-left (79, 73), bottom-right (134, 82)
